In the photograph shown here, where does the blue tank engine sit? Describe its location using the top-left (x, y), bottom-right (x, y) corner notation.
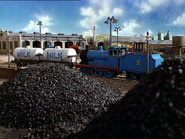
top-left (75, 46), bottom-right (164, 80)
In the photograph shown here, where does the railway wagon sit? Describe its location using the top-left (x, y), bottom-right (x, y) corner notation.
top-left (13, 46), bottom-right (77, 68)
top-left (75, 46), bottom-right (164, 80)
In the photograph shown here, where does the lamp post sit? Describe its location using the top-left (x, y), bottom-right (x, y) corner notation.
top-left (37, 20), bottom-right (42, 48)
top-left (104, 16), bottom-right (118, 48)
top-left (114, 27), bottom-right (121, 46)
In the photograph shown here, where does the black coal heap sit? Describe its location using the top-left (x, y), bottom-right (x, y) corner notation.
top-left (0, 62), bottom-right (122, 139)
top-left (66, 58), bottom-right (185, 139)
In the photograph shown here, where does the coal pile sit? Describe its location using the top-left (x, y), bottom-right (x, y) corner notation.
top-left (0, 62), bottom-right (122, 139)
top-left (66, 58), bottom-right (185, 139)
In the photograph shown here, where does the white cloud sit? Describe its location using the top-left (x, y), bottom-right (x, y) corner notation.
top-left (173, 13), bottom-right (185, 26)
top-left (80, 7), bottom-right (99, 29)
top-left (23, 14), bottom-right (53, 33)
top-left (148, 0), bottom-right (168, 7)
top-left (80, 0), bottom-right (123, 31)
top-left (148, 29), bottom-right (153, 35)
top-left (141, 29), bottom-right (153, 37)
top-left (24, 21), bottom-right (36, 31)
top-left (161, 33), bottom-right (165, 40)
top-left (136, 0), bottom-right (170, 13)
top-left (140, 2), bottom-right (152, 13)
top-left (83, 29), bottom-right (94, 37)
top-left (35, 14), bottom-right (53, 26)
top-left (98, 8), bottom-right (110, 17)
top-left (113, 20), bottom-right (140, 36)
top-left (113, 8), bottom-right (123, 16)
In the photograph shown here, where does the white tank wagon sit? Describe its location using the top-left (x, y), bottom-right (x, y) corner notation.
top-left (13, 46), bottom-right (43, 67)
top-left (12, 46), bottom-right (77, 68)
top-left (43, 46), bottom-right (77, 67)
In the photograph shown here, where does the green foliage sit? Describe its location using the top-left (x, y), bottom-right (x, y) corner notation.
top-left (163, 30), bottom-right (170, 40)
top-left (96, 34), bottom-right (110, 41)
top-left (158, 30), bottom-right (161, 40)
top-left (86, 34), bottom-right (112, 42)
top-left (152, 35), bottom-right (154, 40)
top-left (120, 42), bottom-right (132, 45)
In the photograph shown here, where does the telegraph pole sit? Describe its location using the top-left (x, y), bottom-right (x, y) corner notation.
top-left (146, 32), bottom-right (151, 74)
top-left (37, 21), bottom-right (42, 48)
top-left (6, 30), bottom-right (10, 68)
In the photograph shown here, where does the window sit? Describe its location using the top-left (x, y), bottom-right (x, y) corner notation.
top-left (22, 41), bottom-right (26, 48)
top-left (76, 42), bottom-right (80, 46)
top-left (119, 49), bottom-right (126, 57)
top-left (3, 41), bottom-right (6, 49)
top-left (122, 49), bottom-right (126, 56)
top-left (113, 50), bottom-right (117, 56)
top-left (109, 50), bottom-right (113, 56)
top-left (109, 50), bottom-right (117, 56)
top-left (10, 42), bottom-right (13, 49)
top-left (14, 41), bottom-right (18, 48)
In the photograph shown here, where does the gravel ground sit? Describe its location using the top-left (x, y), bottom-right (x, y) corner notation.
top-left (0, 64), bottom-right (137, 139)
top-left (0, 55), bottom-right (14, 63)
top-left (0, 55), bottom-right (138, 139)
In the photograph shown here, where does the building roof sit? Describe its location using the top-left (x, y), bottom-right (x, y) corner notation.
top-left (1, 31), bottom-right (86, 41)
top-left (107, 36), bottom-right (172, 45)
top-left (110, 36), bottom-right (146, 43)
top-left (149, 40), bottom-right (172, 45)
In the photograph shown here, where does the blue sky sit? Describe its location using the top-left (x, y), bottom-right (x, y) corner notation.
top-left (0, 0), bottom-right (185, 40)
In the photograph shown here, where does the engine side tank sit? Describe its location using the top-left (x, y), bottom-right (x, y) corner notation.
top-left (43, 46), bottom-right (77, 63)
top-left (13, 47), bottom-right (43, 61)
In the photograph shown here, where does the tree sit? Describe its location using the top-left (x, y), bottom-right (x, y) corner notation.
top-left (166, 30), bottom-right (169, 40)
top-left (158, 30), bottom-right (161, 40)
top-left (164, 30), bottom-right (170, 40)
top-left (152, 35), bottom-right (154, 40)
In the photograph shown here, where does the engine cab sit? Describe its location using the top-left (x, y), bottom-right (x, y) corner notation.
top-left (108, 47), bottom-right (127, 57)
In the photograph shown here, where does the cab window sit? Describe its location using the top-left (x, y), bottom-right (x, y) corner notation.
top-left (109, 49), bottom-right (118, 56)
top-left (109, 50), bottom-right (113, 56)
top-left (113, 50), bottom-right (117, 56)
top-left (119, 49), bottom-right (126, 57)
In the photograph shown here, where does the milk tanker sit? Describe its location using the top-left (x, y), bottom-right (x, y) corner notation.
top-left (13, 46), bottom-right (77, 67)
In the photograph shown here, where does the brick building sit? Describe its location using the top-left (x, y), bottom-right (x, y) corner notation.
top-left (0, 28), bottom-right (87, 53)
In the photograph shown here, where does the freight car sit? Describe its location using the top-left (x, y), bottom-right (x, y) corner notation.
top-left (13, 46), bottom-right (77, 68)
top-left (75, 46), bottom-right (164, 80)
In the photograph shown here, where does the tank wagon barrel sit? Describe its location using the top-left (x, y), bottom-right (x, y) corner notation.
top-left (13, 46), bottom-right (77, 68)
top-left (13, 46), bottom-right (44, 67)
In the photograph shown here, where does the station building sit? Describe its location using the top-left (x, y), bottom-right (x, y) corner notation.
top-left (0, 28), bottom-right (87, 53)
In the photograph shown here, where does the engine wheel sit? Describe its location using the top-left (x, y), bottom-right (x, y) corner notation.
top-left (104, 70), bottom-right (115, 78)
top-left (94, 70), bottom-right (104, 76)
top-left (126, 73), bottom-right (133, 80)
top-left (135, 74), bottom-right (143, 81)
top-left (86, 68), bottom-right (94, 75)
top-left (79, 67), bottom-right (86, 73)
